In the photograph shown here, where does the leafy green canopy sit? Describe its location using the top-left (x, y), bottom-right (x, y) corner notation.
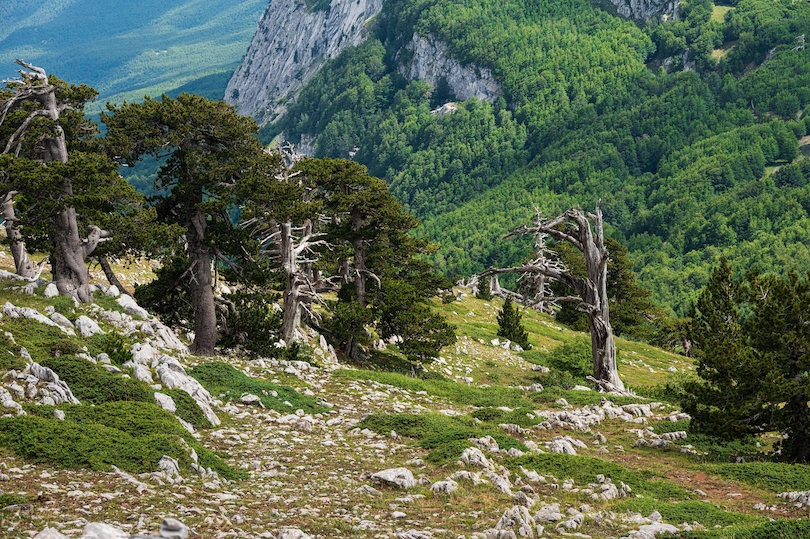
top-left (682, 259), bottom-right (810, 462)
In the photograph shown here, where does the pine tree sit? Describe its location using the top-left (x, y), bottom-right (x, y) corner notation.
top-left (683, 258), bottom-right (810, 462)
top-left (475, 276), bottom-right (493, 300)
top-left (497, 296), bottom-right (531, 350)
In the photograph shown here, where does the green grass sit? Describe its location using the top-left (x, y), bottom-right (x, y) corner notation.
top-left (188, 361), bottom-right (326, 414)
top-left (510, 453), bottom-right (691, 501)
top-left (336, 368), bottom-right (538, 408)
top-left (669, 519), bottom-right (810, 539)
top-left (615, 498), bottom-right (763, 528)
top-left (357, 412), bottom-right (527, 464)
top-left (704, 462), bottom-right (810, 493)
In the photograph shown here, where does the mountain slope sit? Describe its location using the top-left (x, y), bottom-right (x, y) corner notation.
top-left (1, 261), bottom-right (810, 538)
top-left (0, 0), bottom-right (266, 112)
top-left (241, 0), bottom-right (810, 315)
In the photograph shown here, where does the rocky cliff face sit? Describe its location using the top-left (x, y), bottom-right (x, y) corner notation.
top-left (606, 0), bottom-right (679, 20)
top-left (398, 34), bottom-right (502, 103)
top-left (227, 0), bottom-right (676, 124)
top-left (225, 0), bottom-right (384, 122)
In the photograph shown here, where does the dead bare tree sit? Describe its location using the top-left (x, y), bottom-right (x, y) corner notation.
top-left (482, 202), bottom-right (627, 393)
top-left (0, 60), bottom-right (109, 301)
top-left (240, 144), bottom-right (331, 344)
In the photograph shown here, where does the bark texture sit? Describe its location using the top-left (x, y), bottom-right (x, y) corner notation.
top-left (482, 203), bottom-right (626, 392)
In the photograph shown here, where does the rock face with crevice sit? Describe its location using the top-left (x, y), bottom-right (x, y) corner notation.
top-left (397, 34), bottom-right (502, 103)
top-left (225, 0), bottom-right (384, 122)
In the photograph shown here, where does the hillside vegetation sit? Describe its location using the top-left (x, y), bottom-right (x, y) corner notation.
top-left (267, 0), bottom-right (810, 315)
top-left (1, 259), bottom-right (809, 538)
top-left (0, 0), bottom-right (265, 112)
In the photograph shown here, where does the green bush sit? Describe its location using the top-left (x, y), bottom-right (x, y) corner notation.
top-left (188, 361), bottom-right (326, 413)
top-left (40, 356), bottom-right (152, 404)
top-left (160, 388), bottom-right (213, 429)
top-left (336, 369), bottom-right (535, 408)
top-left (90, 332), bottom-right (133, 366)
top-left (359, 412), bottom-right (526, 464)
top-left (471, 407), bottom-right (543, 427)
top-left (544, 338), bottom-right (592, 379)
top-left (0, 402), bottom-right (245, 480)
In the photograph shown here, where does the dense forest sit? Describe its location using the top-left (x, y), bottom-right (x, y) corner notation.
top-left (266, 0), bottom-right (810, 315)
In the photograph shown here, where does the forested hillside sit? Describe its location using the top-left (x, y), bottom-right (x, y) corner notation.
top-left (266, 0), bottom-right (810, 315)
top-left (0, 0), bottom-right (265, 112)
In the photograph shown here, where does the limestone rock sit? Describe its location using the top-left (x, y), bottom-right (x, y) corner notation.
top-left (75, 315), bottom-right (104, 337)
top-left (81, 522), bottom-right (128, 539)
top-left (159, 517), bottom-right (189, 539)
top-left (371, 467), bottom-right (416, 489)
top-left (116, 294), bottom-right (150, 319)
top-left (430, 479), bottom-right (459, 494)
top-left (154, 392), bottom-right (177, 413)
top-left (460, 446), bottom-right (494, 470)
top-left (276, 528), bottom-right (312, 539)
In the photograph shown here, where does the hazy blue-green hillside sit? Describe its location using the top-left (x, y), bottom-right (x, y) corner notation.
top-left (0, 0), bottom-right (266, 112)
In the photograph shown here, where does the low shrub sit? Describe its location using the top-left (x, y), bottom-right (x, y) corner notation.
top-left (359, 412), bottom-right (526, 465)
top-left (188, 361), bottom-right (325, 413)
top-left (336, 369), bottom-right (535, 409)
top-left (90, 332), bottom-right (133, 366)
top-left (40, 356), bottom-right (152, 404)
top-left (0, 402), bottom-right (245, 480)
top-left (160, 388), bottom-right (213, 429)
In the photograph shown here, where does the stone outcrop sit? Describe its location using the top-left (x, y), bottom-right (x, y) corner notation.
top-left (397, 34), bottom-right (501, 103)
top-left (225, 0), bottom-right (384, 122)
top-left (606, 0), bottom-right (679, 21)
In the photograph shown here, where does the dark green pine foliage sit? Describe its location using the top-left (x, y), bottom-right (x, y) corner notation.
top-left (683, 259), bottom-right (810, 462)
top-left (475, 276), bottom-right (493, 300)
top-left (496, 296), bottom-right (531, 350)
top-left (103, 93), bottom-right (267, 355)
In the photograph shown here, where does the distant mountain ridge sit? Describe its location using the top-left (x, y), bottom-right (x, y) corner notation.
top-left (0, 0), bottom-right (266, 111)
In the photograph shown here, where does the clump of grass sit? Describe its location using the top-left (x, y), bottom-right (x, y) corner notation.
top-left (358, 412), bottom-right (526, 465)
top-left (614, 499), bottom-right (763, 528)
top-left (188, 361), bottom-right (326, 413)
top-left (704, 461), bottom-right (810, 492)
top-left (0, 493), bottom-right (30, 507)
top-left (40, 355), bottom-right (152, 404)
top-left (336, 369), bottom-right (536, 408)
top-left (510, 453), bottom-right (690, 501)
top-left (160, 388), bottom-right (213, 429)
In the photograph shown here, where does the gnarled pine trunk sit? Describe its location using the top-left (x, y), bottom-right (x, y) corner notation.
top-left (187, 210), bottom-right (217, 355)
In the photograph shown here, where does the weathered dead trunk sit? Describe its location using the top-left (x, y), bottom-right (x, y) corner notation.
top-left (97, 255), bottom-right (126, 291)
top-left (352, 210), bottom-right (368, 306)
top-left (280, 221), bottom-right (303, 343)
top-left (482, 203), bottom-right (625, 392)
top-left (187, 210), bottom-right (217, 355)
top-left (2, 192), bottom-right (35, 279)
